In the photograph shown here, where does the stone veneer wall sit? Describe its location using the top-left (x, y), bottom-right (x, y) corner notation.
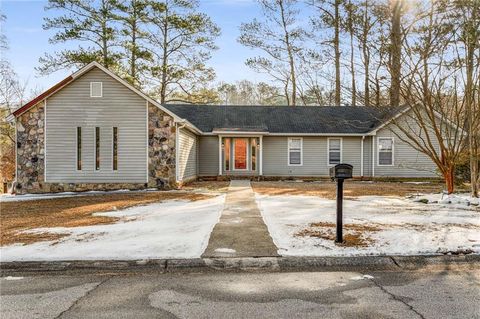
top-left (15, 101), bottom-right (178, 194)
top-left (147, 102), bottom-right (176, 188)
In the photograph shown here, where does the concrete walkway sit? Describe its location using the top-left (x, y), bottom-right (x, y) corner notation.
top-left (202, 180), bottom-right (279, 258)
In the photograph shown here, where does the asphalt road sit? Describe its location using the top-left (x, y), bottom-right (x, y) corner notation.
top-left (1, 267), bottom-right (479, 319)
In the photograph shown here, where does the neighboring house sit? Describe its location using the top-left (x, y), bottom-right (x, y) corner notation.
top-left (7, 62), bottom-right (441, 194)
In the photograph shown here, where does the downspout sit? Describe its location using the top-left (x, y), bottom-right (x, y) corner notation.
top-left (372, 136), bottom-right (375, 178)
top-left (175, 121), bottom-right (187, 185)
top-left (360, 136), bottom-right (365, 178)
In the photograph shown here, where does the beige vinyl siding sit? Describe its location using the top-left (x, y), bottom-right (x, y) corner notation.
top-left (178, 128), bottom-right (197, 181)
top-left (362, 136), bottom-right (372, 176)
top-left (198, 136), bottom-right (219, 176)
top-left (262, 136), bottom-right (363, 177)
top-left (45, 67), bottom-right (147, 183)
top-left (374, 122), bottom-right (439, 177)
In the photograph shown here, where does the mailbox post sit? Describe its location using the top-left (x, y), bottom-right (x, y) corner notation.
top-left (329, 164), bottom-right (353, 243)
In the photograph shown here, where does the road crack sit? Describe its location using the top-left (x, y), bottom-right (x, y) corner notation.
top-left (54, 276), bottom-right (112, 319)
top-left (370, 278), bottom-right (426, 319)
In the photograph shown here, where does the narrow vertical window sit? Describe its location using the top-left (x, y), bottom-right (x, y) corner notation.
top-left (113, 127), bottom-right (118, 171)
top-left (76, 127), bottom-right (82, 170)
top-left (95, 127), bottom-right (100, 170)
top-left (251, 138), bottom-right (257, 171)
top-left (224, 138), bottom-right (231, 171)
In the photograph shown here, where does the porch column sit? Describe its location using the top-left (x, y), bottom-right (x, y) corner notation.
top-left (360, 136), bottom-right (364, 177)
top-left (218, 135), bottom-right (222, 175)
top-left (259, 135), bottom-right (263, 176)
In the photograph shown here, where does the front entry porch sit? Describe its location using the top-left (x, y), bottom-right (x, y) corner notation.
top-left (218, 136), bottom-right (263, 177)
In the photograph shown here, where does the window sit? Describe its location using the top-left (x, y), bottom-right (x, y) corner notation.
top-left (224, 138), bottom-right (231, 171)
top-left (378, 137), bottom-right (394, 166)
top-left (76, 127), bottom-right (82, 170)
top-left (328, 138), bottom-right (342, 165)
top-left (95, 127), bottom-right (100, 170)
top-left (113, 127), bottom-right (118, 171)
top-left (90, 82), bottom-right (103, 97)
top-left (251, 138), bottom-right (257, 171)
top-left (288, 138), bottom-right (302, 166)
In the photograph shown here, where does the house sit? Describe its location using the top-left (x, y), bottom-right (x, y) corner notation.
top-left (8, 62), bottom-right (441, 194)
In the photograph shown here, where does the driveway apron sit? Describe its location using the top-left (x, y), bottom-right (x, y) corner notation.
top-left (202, 180), bottom-right (279, 257)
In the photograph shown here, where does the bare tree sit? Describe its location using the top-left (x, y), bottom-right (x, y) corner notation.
top-left (392, 1), bottom-right (467, 193)
top-left (239, 0), bottom-right (305, 106)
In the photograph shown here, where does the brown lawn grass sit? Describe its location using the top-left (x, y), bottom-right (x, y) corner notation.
top-left (295, 222), bottom-right (382, 247)
top-left (182, 181), bottom-right (230, 192)
top-left (0, 191), bottom-right (210, 246)
top-left (252, 181), bottom-right (446, 199)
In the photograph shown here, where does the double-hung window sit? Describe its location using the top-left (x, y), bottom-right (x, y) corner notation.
top-left (288, 138), bottom-right (302, 166)
top-left (328, 138), bottom-right (342, 165)
top-left (378, 137), bottom-right (394, 166)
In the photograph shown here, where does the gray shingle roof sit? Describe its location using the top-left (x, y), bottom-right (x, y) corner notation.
top-left (164, 104), bottom-right (403, 134)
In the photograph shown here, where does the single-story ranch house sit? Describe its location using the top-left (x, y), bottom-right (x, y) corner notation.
top-left (8, 62), bottom-right (441, 194)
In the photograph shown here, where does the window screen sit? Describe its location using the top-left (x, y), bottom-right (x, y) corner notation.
top-left (288, 138), bottom-right (302, 165)
top-left (378, 138), bottom-right (393, 165)
top-left (328, 138), bottom-right (341, 165)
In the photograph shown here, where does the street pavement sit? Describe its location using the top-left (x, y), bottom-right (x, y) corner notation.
top-left (1, 266), bottom-right (479, 319)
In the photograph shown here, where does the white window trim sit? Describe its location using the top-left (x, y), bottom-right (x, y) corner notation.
top-left (90, 82), bottom-right (103, 97)
top-left (377, 137), bottom-right (395, 166)
top-left (327, 137), bottom-right (343, 166)
top-left (232, 137), bottom-right (249, 171)
top-left (287, 137), bottom-right (303, 166)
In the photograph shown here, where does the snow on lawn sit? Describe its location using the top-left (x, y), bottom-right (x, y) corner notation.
top-left (256, 193), bottom-right (480, 257)
top-left (0, 195), bottom-right (225, 261)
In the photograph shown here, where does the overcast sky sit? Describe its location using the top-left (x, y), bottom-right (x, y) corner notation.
top-left (1, 0), bottom-right (273, 93)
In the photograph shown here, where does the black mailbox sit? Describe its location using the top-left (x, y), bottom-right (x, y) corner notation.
top-left (329, 163), bottom-right (353, 244)
top-left (329, 164), bottom-right (353, 180)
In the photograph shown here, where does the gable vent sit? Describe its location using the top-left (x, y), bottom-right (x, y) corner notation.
top-left (90, 82), bottom-right (103, 97)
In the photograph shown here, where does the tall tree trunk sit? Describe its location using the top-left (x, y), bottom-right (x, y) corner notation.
top-left (130, 0), bottom-right (137, 83)
top-left (334, 0), bottom-right (341, 105)
top-left (362, 0), bottom-right (370, 106)
top-left (389, 0), bottom-right (402, 107)
top-left (348, 0), bottom-right (356, 106)
top-left (279, 0), bottom-right (296, 106)
top-left (160, 4), bottom-right (168, 104)
top-left (101, 0), bottom-right (109, 68)
top-left (443, 165), bottom-right (455, 195)
top-left (466, 2), bottom-right (479, 197)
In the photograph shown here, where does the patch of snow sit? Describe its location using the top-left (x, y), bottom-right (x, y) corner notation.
top-left (2, 276), bottom-right (24, 280)
top-left (214, 248), bottom-right (236, 254)
top-left (350, 275), bottom-right (374, 280)
top-left (0, 195), bottom-right (225, 261)
top-left (0, 188), bottom-right (178, 202)
top-left (403, 181), bottom-right (431, 185)
top-left (256, 193), bottom-right (480, 257)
